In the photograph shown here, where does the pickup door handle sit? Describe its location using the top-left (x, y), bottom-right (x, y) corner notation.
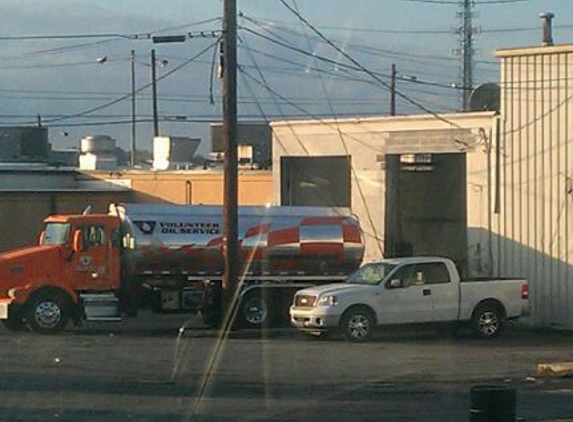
top-left (423, 289), bottom-right (431, 296)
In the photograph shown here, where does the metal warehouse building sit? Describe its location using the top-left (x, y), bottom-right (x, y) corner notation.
top-left (495, 44), bottom-right (573, 328)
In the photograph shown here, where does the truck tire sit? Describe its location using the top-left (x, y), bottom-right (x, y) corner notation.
top-left (340, 307), bottom-right (375, 342)
top-left (240, 291), bottom-right (269, 329)
top-left (471, 302), bottom-right (503, 339)
top-left (26, 292), bottom-right (70, 334)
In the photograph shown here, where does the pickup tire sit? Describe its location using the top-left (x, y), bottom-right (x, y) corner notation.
top-left (340, 306), bottom-right (375, 342)
top-left (26, 291), bottom-right (70, 334)
top-left (471, 302), bottom-right (504, 338)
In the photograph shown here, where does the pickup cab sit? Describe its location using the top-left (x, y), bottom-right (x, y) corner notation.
top-left (290, 257), bottom-right (529, 341)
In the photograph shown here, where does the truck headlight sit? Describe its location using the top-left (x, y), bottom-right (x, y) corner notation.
top-left (317, 295), bottom-right (338, 307)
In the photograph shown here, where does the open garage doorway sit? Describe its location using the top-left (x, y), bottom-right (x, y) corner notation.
top-left (280, 156), bottom-right (351, 207)
top-left (385, 153), bottom-right (468, 275)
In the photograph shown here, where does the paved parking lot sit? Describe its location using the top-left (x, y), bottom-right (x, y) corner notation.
top-left (1, 312), bottom-right (572, 422)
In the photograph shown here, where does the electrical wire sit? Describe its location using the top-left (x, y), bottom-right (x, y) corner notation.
top-left (289, 0), bottom-right (385, 256)
top-left (40, 40), bottom-right (220, 125)
top-left (276, 0), bottom-right (464, 130)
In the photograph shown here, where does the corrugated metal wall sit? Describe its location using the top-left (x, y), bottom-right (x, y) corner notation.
top-left (498, 49), bottom-right (573, 327)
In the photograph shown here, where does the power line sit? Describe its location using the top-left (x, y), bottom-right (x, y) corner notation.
top-left (240, 27), bottom-right (467, 92)
top-left (276, 1), bottom-right (464, 130)
top-left (395, 0), bottom-right (536, 4)
top-left (242, 15), bottom-right (573, 35)
top-left (41, 40), bottom-right (220, 124)
top-left (239, 31), bottom-right (385, 246)
top-left (290, 0), bottom-right (384, 256)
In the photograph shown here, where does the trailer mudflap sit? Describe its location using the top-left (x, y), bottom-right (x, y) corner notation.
top-left (0, 298), bottom-right (12, 319)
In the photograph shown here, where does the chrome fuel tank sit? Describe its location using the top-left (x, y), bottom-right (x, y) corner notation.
top-left (109, 203), bottom-right (364, 278)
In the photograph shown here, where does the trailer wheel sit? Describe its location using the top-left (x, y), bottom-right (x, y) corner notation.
top-left (340, 306), bottom-right (375, 342)
top-left (240, 291), bottom-right (269, 329)
top-left (26, 291), bottom-right (70, 334)
top-left (471, 302), bottom-right (504, 339)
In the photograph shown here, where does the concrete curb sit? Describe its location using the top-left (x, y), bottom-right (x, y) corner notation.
top-left (537, 362), bottom-right (573, 378)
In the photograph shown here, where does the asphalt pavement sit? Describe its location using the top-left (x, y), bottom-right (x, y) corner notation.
top-left (1, 312), bottom-right (572, 422)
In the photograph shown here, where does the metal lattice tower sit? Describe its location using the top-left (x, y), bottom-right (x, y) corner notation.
top-left (456, 0), bottom-right (477, 111)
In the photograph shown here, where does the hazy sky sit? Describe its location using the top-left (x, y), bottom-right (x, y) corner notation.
top-left (0, 0), bottom-right (571, 154)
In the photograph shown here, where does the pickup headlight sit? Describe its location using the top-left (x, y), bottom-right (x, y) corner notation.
top-left (317, 295), bottom-right (338, 307)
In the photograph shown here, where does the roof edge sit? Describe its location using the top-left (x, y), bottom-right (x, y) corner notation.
top-left (270, 111), bottom-right (496, 128)
top-left (495, 43), bottom-right (573, 58)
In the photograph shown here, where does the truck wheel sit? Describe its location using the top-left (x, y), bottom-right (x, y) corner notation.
top-left (340, 307), bottom-right (375, 342)
top-left (240, 292), bottom-right (269, 329)
top-left (472, 303), bottom-right (503, 339)
top-left (26, 292), bottom-right (70, 334)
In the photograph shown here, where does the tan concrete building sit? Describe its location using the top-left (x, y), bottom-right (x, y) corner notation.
top-left (0, 167), bottom-right (133, 252)
top-left (83, 169), bottom-right (273, 205)
top-left (494, 44), bottom-right (573, 328)
top-left (0, 167), bottom-right (273, 253)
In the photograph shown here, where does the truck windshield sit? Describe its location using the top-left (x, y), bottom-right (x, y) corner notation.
top-left (42, 223), bottom-right (71, 245)
top-left (346, 263), bottom-right (397, 285)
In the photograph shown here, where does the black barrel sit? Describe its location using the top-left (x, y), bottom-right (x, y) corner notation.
top-left (469, 385), bottom-right (516, 422)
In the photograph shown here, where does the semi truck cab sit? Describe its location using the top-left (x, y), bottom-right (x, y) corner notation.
top-left (0, 213), bottom-right (122, 333)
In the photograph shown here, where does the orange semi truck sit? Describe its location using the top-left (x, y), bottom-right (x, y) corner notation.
top-left (0, 203), bottom-right (364, 334)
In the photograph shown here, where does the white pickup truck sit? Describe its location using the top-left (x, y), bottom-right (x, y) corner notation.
top-left (290, 257), bottom-right (529, 341)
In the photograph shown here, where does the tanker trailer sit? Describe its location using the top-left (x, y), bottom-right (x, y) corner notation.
top-left (112, 203), bottom-right (364, 328)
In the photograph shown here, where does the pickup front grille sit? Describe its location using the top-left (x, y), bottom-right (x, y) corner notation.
top-left (294, 294), bottom-right (316, 308)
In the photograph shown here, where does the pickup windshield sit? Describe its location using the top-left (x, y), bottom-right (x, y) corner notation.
top-left (346, 262), bottom-right (397, 285)
top-left (42, 223), bottom-right (71, 245)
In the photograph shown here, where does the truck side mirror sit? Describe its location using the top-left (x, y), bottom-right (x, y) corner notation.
top-left (73, 230), bottom-right (86, 252)
top-left (389, 279), bottom-right (403, 289)
top-left (38, 231), bottom-right (46, 245)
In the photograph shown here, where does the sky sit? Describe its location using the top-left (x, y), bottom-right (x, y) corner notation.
top-left (0, 0), bottom-right (571, 156)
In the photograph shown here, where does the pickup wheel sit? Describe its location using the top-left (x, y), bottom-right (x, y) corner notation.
top-left (26, 292), bottom-right (70, 335)
top-left (471, 303), bottom-right (503, 338)
top-left (341, 307), bottom-right (375, 342)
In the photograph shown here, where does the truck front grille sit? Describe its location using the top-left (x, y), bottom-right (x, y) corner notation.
top-left (294, 295), bottom-right (316, 308)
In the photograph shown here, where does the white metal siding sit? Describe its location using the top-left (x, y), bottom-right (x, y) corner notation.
top-left (498, 48), bottom-right (573, 328)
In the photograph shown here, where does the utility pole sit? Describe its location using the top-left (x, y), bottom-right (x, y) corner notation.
top-left (151, 49), bottom-right (159, 137)
top-left (458, 0), bottom-right (476, 111)
top-left (390, 63), bottom-right (397, 116)
top-left (130, 49), bottom-right (136, 167)
top-left (222, 0), bottom-right (239, 322)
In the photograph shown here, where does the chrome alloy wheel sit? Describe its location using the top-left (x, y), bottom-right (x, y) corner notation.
top-left (34, 300), bottom-right (62, 329)
top-left (477, 310), bottom-right (499, 336)
top-left (348, 314), bottom-right (371, 340)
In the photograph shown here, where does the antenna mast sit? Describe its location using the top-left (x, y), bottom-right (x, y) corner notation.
top-left (457, 0), bottom-right (477, 111)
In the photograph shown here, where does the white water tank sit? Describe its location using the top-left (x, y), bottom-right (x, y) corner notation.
top-left (153, 136), bottom-right (200, 170)
top-left (80, 135), bottom-right (116, 154)
top-left (79, 135), bottom-right (118, 170)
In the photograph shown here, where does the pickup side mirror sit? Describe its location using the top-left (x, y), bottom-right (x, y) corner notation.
top-left (72, 230), bottom-right (86, 252)
top-left (389, 279), bottom-right (403, 289)
top-left (38, 231), bottom-right (46, 245)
